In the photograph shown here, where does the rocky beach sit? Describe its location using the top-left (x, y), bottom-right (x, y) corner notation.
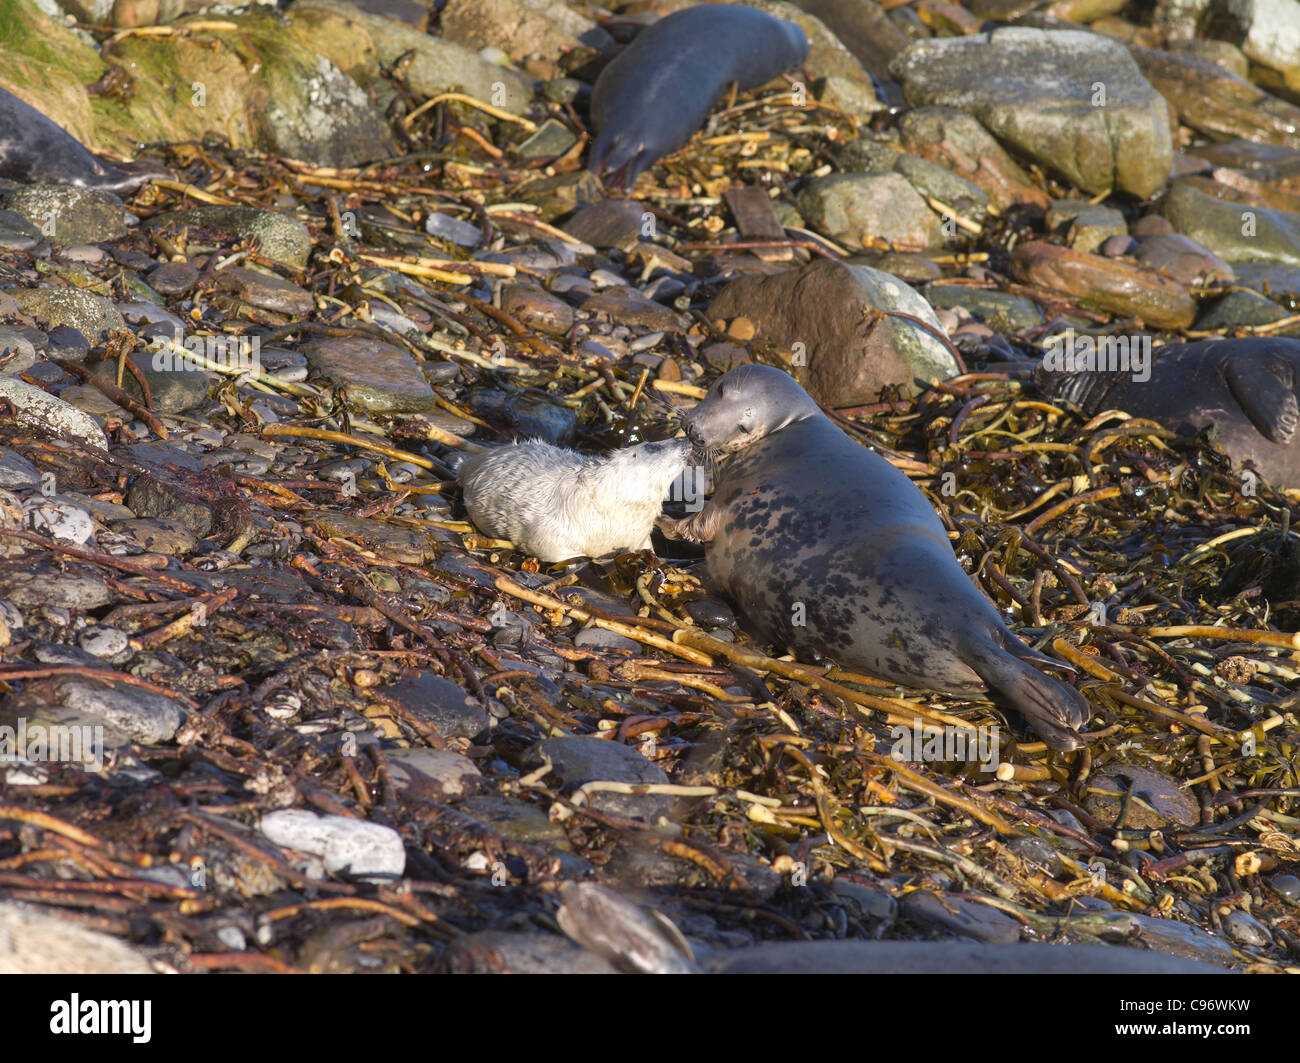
top-left (0, 0), bottom-right (1298, 976)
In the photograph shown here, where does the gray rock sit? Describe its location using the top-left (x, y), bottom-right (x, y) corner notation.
top-left (0, 379), bottom-right (108, 451)
top-left (213, 267), bottom-right (315, 316)
top-left (927, 285), bottom-right (1043, 331)
top-left (5, 287), bottom-right (124, 343)
top-left (515, 118), bottom-right (579, 160)
top-left (902, 890), bottom-right (1023, 943)
top-left (0, 449), bottom-right (42, 490)
top-left (799, 172), bottom-right (945, 251)
top-left (302, 336), bottom-right (437, 413)
top-left (891, 28), bottom-right (1173, 198)
top-left (709, 940), bottom-right (1233, 973)
top-left (1046, 198), bottom-right (1128, 254)
top-left (529, 735), bottom-right (671, 821)
top-left (148, 206), bottom-right (312, 270)
top-left (0, 210), bottom-right (40, 251)
top-left (0, 903), bottom-right (153, 974)
top-left (293, 0), bottom-right (533, 116)
top-left (48, 675), bottom-right (186, 745)
top-left (0, 563), bottom-right (112, 610)
top-left (1162, 182), bottom-right (1300, 266)
top-left (382, 672), bottom-right (490, 739)
top-left (837, 136), bottom-right (988, 224)
top-left (385, 748), bottom-right (482, 799)
top-left (4, 184), bottom-right (126, 244)
top-left (259, 809), bottom-right (406, 879)
top-left (0, 326), bottom-right (38, 376)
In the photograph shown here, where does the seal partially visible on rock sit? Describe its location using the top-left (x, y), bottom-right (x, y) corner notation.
top-left (0, 87), bottom-right (160, 195)
top-left (1035, 336), bottom-right (1300, 489)
top-left (663, 365), bottom-right (1090, 750)
top-left (589, 6), bottom-right (809, 188)
top-left (459, 438), bottom-right (691, 562)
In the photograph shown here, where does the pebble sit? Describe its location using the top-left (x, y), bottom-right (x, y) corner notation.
top-left (259, 810), bottom-right (406, 879)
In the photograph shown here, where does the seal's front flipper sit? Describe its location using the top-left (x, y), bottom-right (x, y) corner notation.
top-left (966, 643), bottom-right (1090, 751)
top-left (1224, 350), bottom-right (1299, 445)
top-left (657, 504), bottom-right (722, 544)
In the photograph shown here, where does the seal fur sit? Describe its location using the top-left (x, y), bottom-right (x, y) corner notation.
top-left (589, 6), bottom-right (809, 188)
top-left (666, 365), bottom-right (1090, 750)
top-left (0, 87), bottom-right (158, 195)
top-left (459, 437), bottom-right (691, 562)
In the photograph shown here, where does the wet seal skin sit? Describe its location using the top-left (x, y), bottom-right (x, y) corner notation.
top-left (458, 437), bottom-right (691, 563)
top-left (0, 87), bottom-right (161, 195)
top-left (664, 365), bottom-right (1090, 751)
top-left (1035, 336), bottom-right (1300, 491)
top-left (589, 5), bottom-right (810, 189)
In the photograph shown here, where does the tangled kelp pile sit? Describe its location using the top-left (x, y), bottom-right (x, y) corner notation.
top-left (0, 20), bottom-right (1298, 973)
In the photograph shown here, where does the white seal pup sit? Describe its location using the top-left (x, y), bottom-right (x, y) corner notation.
top-left (458, 437), bottom-right (692, 562)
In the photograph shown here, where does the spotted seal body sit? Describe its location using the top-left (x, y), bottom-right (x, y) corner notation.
top-left (0, 87), bottom-right (157, 194)
top-left (589, 6), bottom-right (809, 188)
top-left (667, 365), bottom-right (1089, 750)
top-left (459, 437), bottom-right (691, 563)
top-left (1035, 336), bottom-right (1300, 490)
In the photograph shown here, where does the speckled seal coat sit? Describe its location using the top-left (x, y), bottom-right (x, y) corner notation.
top-left (669, 365), bottom-right (1090, 750)
top-left (589, 6), bottom-right (809, 188)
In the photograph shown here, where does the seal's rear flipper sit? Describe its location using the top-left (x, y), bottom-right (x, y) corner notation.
top-left (966, 643), bottom-right (1090, 752)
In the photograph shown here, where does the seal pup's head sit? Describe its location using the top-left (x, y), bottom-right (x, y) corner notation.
top-left (590, 437), bottom-right (694, 508)
top-left (682, 365), bottom-right (819, 455)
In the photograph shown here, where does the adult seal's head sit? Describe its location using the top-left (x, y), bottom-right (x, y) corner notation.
top-left (683, 364), bottom-right (819, 454)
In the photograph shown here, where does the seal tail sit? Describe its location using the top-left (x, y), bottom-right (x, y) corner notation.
top-left (963, 639), bottom-right (1090, 752)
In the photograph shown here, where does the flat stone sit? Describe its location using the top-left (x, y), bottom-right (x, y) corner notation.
top-left (381, 672), bottom-right (490, 739)
top-left (0, 903), bottom-right (153, 974)
top-left (213, 267), bottom-right (315, 316)
top-left (0, 449), bottom-right (42, 490)
top-left (302, 336), bottom-right (437, 413)
top-left (529, 735), bottom-right (671, 821)
top-left (500, 284), bottom-right (575, 336)
top-left (1135, 233), bottom-right (1235, 286)
top-left (799, 172), bottom-right (945, 251)
top-left (1011, 241), bottom-right (1196, 329)
top-left (0, 379), bottom-right (109, 451)
top-left (385, 749), bottom-right (482, 799)
top-left (1162, 182), bottom-right (1300, 266)
top-left (147, 261), bottom-right (200, 296)
top-left (563, 198), bottom-right (647, 251)
top-left (112, 517), bottom-right (198, 556)
top-left (44, 675), bottom-right (185, 744)
top-left (126, 474), bottom-right (213, 539)
top-left (1083, 764), bottom-right (1199, 829)
top-left (259, 809), bottom-right (405, 879)
top-left (0, 562), bottom-right (112, 610)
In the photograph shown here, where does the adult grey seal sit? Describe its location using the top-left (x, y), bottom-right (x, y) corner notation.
top-left (663, 365), bottom-right (1090, 750)
top-left (0, 87), bottom-right (157, 194)
top-left (1035, 336), bottom-right (1300, 490)
top-left (589, 5), bottom-right (809, 188)
top-left (459, 437), bottom-right (691, 562)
